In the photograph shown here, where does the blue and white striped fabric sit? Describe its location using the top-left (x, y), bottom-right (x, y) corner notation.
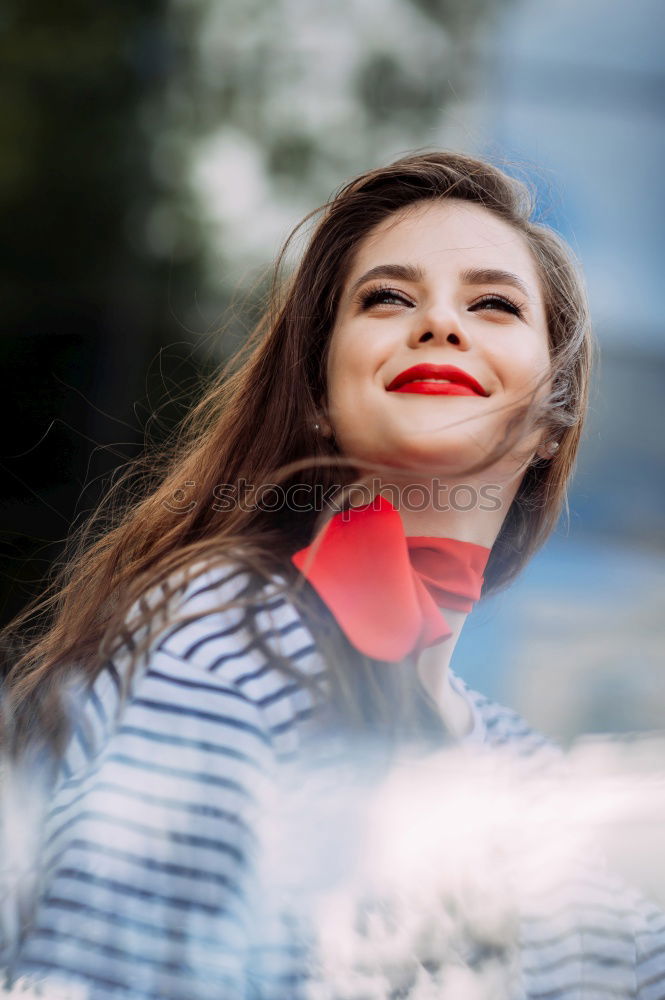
top-left (6, 564), bottom-right (665, 999)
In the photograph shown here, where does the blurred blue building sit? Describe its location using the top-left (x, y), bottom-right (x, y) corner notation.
top-left (452, 0), bottom-right (665, 739)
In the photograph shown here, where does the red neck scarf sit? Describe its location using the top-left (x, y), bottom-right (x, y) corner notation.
top-left (291, 496), bottom-right (491, 663)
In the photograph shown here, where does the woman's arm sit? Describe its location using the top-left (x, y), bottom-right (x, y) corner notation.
top-left (11, 646), bottom-right (278, 1000)
top-left (7, 563), bottom-right (324, 1000)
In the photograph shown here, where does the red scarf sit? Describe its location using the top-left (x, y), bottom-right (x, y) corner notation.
top-left (291, 496), bottom-right (491, 662)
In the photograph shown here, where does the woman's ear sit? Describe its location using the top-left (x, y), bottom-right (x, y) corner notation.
top-left (535, 437), bottom-right (560, 461)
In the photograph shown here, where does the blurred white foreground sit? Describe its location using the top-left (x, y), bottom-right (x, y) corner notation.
top-left (263, 734), bottom-right (665, 999)
top-left (2, 734), bottom-right (664, 1000)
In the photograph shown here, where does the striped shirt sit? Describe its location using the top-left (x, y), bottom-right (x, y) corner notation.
top-left (5, 563), bottom-right (665, 999)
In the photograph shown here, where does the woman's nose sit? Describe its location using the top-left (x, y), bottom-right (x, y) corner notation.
top-left (408, 303), bottom-right (472, 351)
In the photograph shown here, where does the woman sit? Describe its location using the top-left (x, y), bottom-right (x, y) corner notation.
top-left (2, 151), bottom-right (664, 999)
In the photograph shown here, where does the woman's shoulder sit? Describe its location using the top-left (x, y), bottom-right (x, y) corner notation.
top-left (451, 671), bottom-right (562, 762)
top-left (451, 676), bottom-right (665, 996)
top-left (58, 561), bottom-right (327, 784)
top-left (149, 560), bottom-right (320, 677)
top-left (145, 562), bottom-right (328, 716)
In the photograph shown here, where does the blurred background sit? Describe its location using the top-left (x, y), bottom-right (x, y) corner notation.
top-left (1, 0), bottom-right (663, 743)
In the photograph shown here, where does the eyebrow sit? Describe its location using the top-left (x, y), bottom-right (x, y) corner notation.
top-left (349, 263), bottom-right (532, 301)
top-left (461, 267), bottom-right (532, 301)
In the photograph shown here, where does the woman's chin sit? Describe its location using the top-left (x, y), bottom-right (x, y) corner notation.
top-left (350, 435), bottom-right (494, 480)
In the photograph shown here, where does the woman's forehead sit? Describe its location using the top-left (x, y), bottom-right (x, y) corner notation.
top-left (347, 199), bottom-right (540, 288)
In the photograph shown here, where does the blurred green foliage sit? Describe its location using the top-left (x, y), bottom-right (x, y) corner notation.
top-left (0, 1), bottom-right (204, 625)
top-left (0, 0), bottom-right (505, 629)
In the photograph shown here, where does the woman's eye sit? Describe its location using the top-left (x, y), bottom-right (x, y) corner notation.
top-left (359, 286), bottom-right (413, 310)
top-left (470, 295), bottom-right (523, 318)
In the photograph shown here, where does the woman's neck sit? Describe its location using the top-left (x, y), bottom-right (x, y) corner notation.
top-left (379, 470), bottom-right (520, 547)
top-left (381, 475), bottom-right (509, 740)
top-left (415, 608), bottom-right (473, 740)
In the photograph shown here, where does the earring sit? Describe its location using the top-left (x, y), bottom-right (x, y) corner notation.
top-left (313, 422), bottom-right (320, 433)
top-left (547, 440), bottom-right (560, 455)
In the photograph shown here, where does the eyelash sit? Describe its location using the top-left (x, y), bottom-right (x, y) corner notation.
top-left (359, 286), bottom-right (412, 310)
top-left (358, 285), bottom-right (524, 319)
top-left (472, 294), bottom-right (524, 318)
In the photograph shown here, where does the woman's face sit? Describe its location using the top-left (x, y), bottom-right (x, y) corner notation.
top-left (325, 199), bottom-right (551, 479)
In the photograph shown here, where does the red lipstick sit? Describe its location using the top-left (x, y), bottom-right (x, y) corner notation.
top-left (387, 364), bottom-right (488, 397)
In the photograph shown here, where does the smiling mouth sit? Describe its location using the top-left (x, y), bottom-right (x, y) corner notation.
top-left (386, 365), bottom-right (489, 396)
top-left (391, 381), bottom-right (482, 396)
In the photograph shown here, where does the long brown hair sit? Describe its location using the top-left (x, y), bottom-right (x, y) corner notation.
top-left (2, 150), bottom-right (594, 755)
